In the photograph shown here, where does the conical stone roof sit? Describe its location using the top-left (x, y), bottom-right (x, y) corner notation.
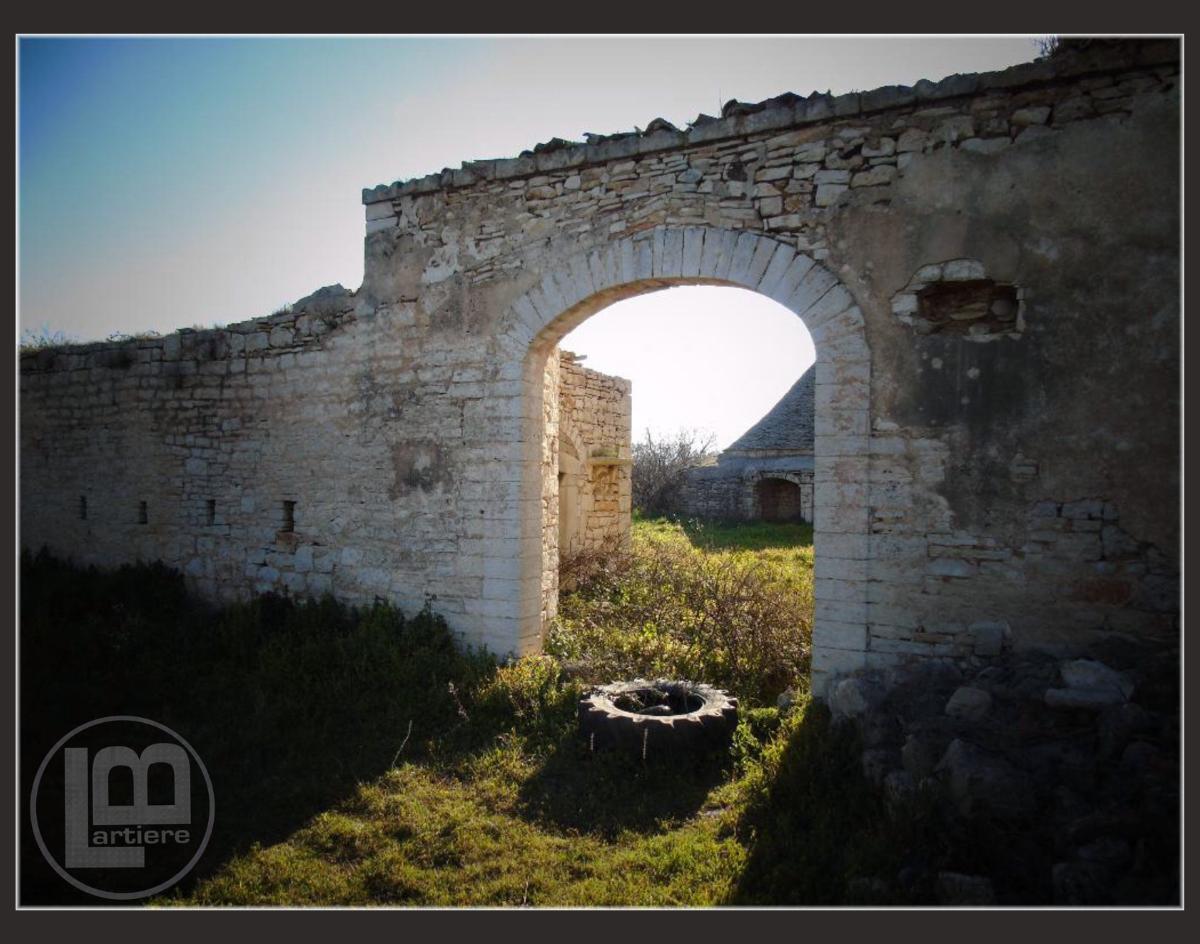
top-left (724, 365), bottom-right (815, 456)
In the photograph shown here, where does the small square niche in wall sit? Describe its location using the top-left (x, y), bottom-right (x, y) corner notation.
top-left (282, 500), bottom-right (296, 533)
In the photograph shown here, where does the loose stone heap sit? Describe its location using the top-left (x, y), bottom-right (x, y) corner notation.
top-left (828, 637), bottom-right (1180, 905)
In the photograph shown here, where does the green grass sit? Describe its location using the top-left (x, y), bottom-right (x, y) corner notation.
top-left (184, 750), bottom-right (747, 906)
top-left (651, 514), bottom-right (815, 553)
top-left (20, 527), bottom-right (936, 907)
top-left (177, 691), bottom-right (916, 907)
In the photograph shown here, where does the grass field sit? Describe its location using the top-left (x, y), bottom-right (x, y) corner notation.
top-left (20, 521), bottom-right (933, 907)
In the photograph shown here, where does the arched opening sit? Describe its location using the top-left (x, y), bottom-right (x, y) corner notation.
top-left (503, 227), bottom-right (872, 697)
top-left (755, 477), bottom-right (808, 523)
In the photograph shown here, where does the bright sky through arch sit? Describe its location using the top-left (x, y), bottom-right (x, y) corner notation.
top-left (561, 287), bottom-right (816, 451)
top-left (18, 35), bottom-right (1040, 448)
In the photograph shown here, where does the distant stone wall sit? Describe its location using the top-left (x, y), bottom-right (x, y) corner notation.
top-left (678, 458), bottom-right (814, 522)
top-left (557, 352), bottom-right (632, 552)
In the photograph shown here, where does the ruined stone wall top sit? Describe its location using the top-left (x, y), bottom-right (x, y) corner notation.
top-left (362, 40), bottom-right (1178, 206)
top-left (19, 285), bottom-right (357, 375)
top-left (354, 39), bottom-right (1178, 298)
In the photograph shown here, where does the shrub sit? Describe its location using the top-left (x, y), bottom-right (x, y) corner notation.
top-left (18, 325), bottom-right (74, 352)
top-left (464, 655), bottom-right (585, 754)
top-left (631, 428), bottom-right (716, 516)
top-left (549, 521), bottom-right (811, 705)
top-left (557, 534), bottom-right (626, 592)
top-left (19, 548), bottom-right (493, 772)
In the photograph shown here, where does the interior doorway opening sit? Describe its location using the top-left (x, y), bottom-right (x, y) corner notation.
top-left (753, 479), bottom-right (811, 525)
top-left (541, 283), bottom-right (817, 629)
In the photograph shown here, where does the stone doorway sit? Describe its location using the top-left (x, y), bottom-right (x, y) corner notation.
top-left (512, 228), bottom-right (872, 695)
top-left (756, 477), bottom-right (805, 523)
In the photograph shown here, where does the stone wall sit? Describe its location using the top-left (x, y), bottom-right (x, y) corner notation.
top-left (20, 40), bottom-right (1180, 696)
top-left (557, 351), bottom-right (632, 553)
top-left (540, 350), bottom-right (632, 623)
top-left (20, 285), bottom-right (370, 609)
top-left (678, 460), bottom-right (814, 523)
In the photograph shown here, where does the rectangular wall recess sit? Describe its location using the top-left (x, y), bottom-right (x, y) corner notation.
top-left (138, 501), bottom-right (148, 525)
top-left (281, 500), bottom-right (296, 533)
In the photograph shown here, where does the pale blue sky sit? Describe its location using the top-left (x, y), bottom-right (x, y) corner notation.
top-left (18, 36), bottom-right (1040, 447)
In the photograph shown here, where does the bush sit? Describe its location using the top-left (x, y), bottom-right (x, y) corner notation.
top-left (467, 655), bottom-right (582, 749)
top-left (19, 325), bottom-right (74, 352)
top-left (631, 428), bottom-right (715, 516)
top-left (549, 520), bottom-right (811, 706)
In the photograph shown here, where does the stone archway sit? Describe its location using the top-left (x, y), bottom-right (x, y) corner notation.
top-left (742, 470), bottom-right (814, 523)
top-left (498, 226), bottom-right (872, 694)
top-left (756, 477), bottom-right (806, 523)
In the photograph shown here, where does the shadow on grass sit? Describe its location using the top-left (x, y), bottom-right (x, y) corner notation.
top-left (515, 728), bottom-right (730, 840)
top-left (19, 549), bottom-right (495, 906)
top-left (726, 700), bottom-right (902, 906)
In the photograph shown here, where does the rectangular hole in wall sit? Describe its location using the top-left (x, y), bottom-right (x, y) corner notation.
top-left (206, 499), bottom-right (216, 527)
top-left (281, 500), bottom-right (296, 534)
top-left (138, 501), bottom-right (148, 525)
top-left (79, 496), bottom-right (87, 521)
